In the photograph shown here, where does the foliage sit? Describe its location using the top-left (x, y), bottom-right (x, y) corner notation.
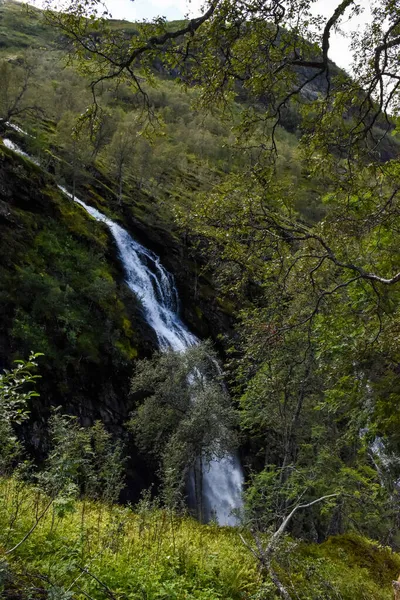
top-left (0, 353), bottom-right (41, 475)
top-left (0, 142), bottom-right (144, 422)
top-left (129, 342), bottom-right (238, 513)
top-left (0, 347), bottom-right (127, 566)
top-left (0, 477), bottom-right (259, 600)
top-left (0, 477), bottom-right (399, 599)
top-left (38, 411), bottom-right (126, 505)
top-left (3, 2), bottom-right (400, 586)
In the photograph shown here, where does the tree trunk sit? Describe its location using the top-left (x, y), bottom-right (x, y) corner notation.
top-left (193, 460), bottom-right (200, 521)
top-left (266, 563), bottom-right (292, 600)
top-left (72, 144), bottom-right (77, 202)
top-left (118, 163), bottom-right (123, 205)
top-left (193, 457), bottom-right (204, 522)
top-left (199, 457), bottom-right (203, 522)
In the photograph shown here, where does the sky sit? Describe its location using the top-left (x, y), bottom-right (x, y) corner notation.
top-left (96, 0), bottom-right (372, 70)
top-left (30, 0), bottom-right (373, 71)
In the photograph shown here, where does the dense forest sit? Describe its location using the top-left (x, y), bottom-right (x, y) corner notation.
top-left (2, 0), bottom-right (400, 598)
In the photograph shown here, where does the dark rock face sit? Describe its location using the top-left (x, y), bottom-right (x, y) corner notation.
top-left (77, 164), bottom-right (236, 347)
top-left (120, 207), bottom-right (235, 344)
top-left (0, 143), bottom-right (157, 498)
top-left (0, 140), bottom-right (232, 500)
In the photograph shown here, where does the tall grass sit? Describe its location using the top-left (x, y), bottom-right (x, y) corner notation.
top-left (0, 478), bottom-right (259, 599)
top-left (0, 478), bottom-right (399, 599)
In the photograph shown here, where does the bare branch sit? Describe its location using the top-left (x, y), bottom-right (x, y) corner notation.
top-left (267, 493), bottom-right (339, 552)
top-left (5, 496), bottom-right (55, 555)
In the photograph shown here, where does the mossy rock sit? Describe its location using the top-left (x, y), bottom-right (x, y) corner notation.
top-left (323, 533), bottom-right (400, 585)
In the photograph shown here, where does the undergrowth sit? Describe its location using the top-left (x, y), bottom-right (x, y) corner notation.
top-left (0, 478), bottom-right (399, 600)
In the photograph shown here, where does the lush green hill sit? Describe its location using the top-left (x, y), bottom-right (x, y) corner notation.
top-left (0, 0), bottom-right (242, 410)
top-left (0, 1), bottom-right (55, 51)
top-left (0, 0), bottom-right (245, 513)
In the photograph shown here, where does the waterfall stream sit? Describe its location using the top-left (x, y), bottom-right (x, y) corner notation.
top-left (3, 136), bottom-right (244, 526)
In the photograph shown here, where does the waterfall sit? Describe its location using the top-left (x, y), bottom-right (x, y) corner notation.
top-left (3, 137), bottom-right (244, 526)
top-left (3, 138), bottom-right (40, 165)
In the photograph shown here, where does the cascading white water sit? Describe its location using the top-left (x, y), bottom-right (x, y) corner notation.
top-left (59, 187), bottom-right (196, 352)
top-left (62, 189), bottom-right (244, 526)
top-left (3, 138), bottom-right (40, 165)
top-left (3, 136), bottom-right (244, 526)
top-left (5, 122), bottom-right (34, 137)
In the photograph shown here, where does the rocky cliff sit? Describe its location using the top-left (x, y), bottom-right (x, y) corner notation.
top-left (0, 132), bottom-right (235, 498)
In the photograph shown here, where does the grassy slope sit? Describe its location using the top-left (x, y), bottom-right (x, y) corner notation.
top-left (0, 0), bottom-right (251, 340)
top-left (0, 0), bottom-right (55, 52)
top-left (0, 478), bottom-right (399, 600)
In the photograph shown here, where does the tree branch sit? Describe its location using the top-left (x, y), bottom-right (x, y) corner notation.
top-left (267, 493), bottom-right (339, 553)
top-left (5, 496), bottom-right (55, 555)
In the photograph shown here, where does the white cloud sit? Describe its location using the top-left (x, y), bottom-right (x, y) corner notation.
top-left (104, 0), bottom-right (188, 21)
top-left (32, 0), bottom-right (205, 21)
top-left (311, 0), bottom-right (372, 70)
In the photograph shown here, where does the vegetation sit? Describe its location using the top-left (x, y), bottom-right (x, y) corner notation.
top-left (0, 356), bottom-right (398, 599)
top-left (1, 476), bottom-right (400, 599)
top-left (0, 138), bottom-right (145, 398)
top-left (2, 0), bottom-right (400, 597)
top-left (129, 342), bottom-right (238, 517)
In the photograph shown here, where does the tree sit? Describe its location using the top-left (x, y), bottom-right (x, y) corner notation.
top-left (89, 108), bottom-right (116, 160)
top-left (0, 56), bottom-right (40, 127)
top-left (43, 1), bottom-right (400, 298)
top-left (128, 342), bottom-right (238, 518)
top-left (240, 493), bottom-right (340, 600)
top-left (1, 406), bottom-right (126, 557)
top-left (54, 111), bottom-right (93, 199)
top-left (44, 0), bottom-right (400, 546)
top-left (104, 111), bottom-right (140, 203)
top-left (39, 410), bottom-right (126, 505)
top-left (44, 0), bottom-right (400, 141)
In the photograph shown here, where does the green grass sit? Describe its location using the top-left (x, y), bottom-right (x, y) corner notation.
top-left (1, 478), bottom-right (400, 600)
top-left (283, 535), bottom-right (400, 599)
top-left (0, 0), bottom-right (56, 52)
top-left (0, 479), bottom-right (260, 600)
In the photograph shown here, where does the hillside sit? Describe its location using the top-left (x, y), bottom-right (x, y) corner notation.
top-left (0, 0), bottom-right (241, 436)
top-left (1, 477), bottom-right (400, 600)
top-left (2, 1), bottom-right (400, 598)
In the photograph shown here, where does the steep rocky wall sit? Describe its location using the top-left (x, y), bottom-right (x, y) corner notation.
top-left (0, 141), bottom-right (160, 496)
top-left (0, 137), bottom-right (234, 499)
